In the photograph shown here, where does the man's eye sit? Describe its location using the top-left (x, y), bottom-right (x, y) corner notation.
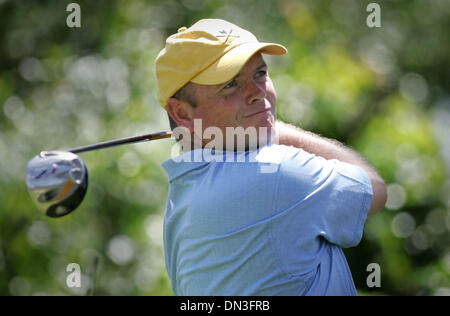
top-left (224, 80), bottom-right (237, 89)
top-left (256, 70), bottom-right (267, 78)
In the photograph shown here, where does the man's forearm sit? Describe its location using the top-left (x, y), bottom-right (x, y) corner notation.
top-left (274, 120), bottom-right (387, 215)
top-left (275, 120), bottom-right (371, 170)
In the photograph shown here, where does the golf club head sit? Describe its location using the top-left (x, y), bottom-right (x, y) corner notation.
top-left (26, 151), bottom-right (88, 218)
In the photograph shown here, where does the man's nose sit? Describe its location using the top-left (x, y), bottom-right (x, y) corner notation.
top-left (245, 79), bottom-right (266, 105)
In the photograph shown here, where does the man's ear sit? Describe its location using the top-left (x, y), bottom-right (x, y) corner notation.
top-left (166, 97), bottom-right (195, 132)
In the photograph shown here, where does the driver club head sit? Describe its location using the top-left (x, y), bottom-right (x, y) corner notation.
top-left (26, 151), bottom-right (88, 218)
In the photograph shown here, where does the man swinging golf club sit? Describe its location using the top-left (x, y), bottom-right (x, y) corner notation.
top-left (157, 19), bottom-right (387, 296)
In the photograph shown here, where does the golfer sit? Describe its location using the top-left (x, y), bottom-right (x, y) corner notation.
top-left (156, 19), bottom-right (387, 295)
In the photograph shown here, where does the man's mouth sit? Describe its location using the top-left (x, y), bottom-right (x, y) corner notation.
top-left (245, 108), bottom-right (271, 118)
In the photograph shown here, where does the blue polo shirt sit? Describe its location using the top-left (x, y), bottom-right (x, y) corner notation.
top-left (162, 144), bottom-right (373, 296)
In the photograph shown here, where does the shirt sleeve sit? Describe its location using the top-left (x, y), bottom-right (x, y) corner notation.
top-left (275, 147), bottom-right (373, 248)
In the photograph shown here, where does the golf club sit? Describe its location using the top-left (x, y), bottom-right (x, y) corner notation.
top-left (26, 131), bottom-right (173, 218)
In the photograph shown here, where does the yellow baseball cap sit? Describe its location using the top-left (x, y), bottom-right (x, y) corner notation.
top-left (155, 19), bottom-right (287, 108)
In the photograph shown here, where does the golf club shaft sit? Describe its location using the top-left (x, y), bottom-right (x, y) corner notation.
top-left (66, 131), bottom-right (173, 154)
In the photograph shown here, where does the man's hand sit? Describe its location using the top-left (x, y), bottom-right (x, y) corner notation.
top-left (274, 120), bottom-right (387, 216)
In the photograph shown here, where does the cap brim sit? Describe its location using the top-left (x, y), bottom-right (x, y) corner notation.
top-left (191, 42), bottom-right (287, 85)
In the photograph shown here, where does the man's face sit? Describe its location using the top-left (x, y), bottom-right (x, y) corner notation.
top-left (188, 53), bottom-right (277, 149)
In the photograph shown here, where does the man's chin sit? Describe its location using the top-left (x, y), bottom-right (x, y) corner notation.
top-left (234, 129), bottom-right (275, 152)
top-left (251, 112), bottom-right (275, 128)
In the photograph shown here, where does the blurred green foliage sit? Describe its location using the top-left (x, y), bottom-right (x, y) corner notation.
top-left (0, 0), bottom-right (449, 296)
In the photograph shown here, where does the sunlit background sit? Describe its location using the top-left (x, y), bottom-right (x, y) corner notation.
top-left (0, 0), bottom-right (449, 296)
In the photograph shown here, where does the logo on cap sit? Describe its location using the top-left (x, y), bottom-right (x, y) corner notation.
top-left (216, 29), bottom-right (240, 44)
